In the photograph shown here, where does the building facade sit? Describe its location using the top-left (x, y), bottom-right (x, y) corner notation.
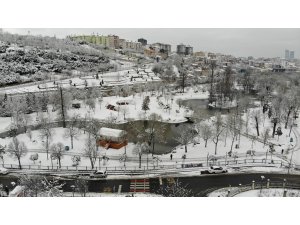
top-left (290, 51), bottom-right (295, 60)
top-left (69, 34), bottom-right (121, 48)
top-left (152, 43), bottom-right (172, 54)
top-left (177, 44), bottom-right (193, 55)
top-left (120, 40), bottom-right (142, 51)
top-left (285, 49), bottom-right (290, 60)
top-left (177, 44), bottom-right (186, 54)
top-left (138, 38), bottom-right (147, 46)
top-left (185, 45), bottom-right (193, 55)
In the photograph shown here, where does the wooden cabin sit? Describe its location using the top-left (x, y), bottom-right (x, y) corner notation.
top-left (97, 127), bottom-right (128, 149)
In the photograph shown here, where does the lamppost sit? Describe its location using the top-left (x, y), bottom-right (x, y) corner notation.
top-left (260, 175), bottom-right (265, 194)
top-left (70, 185), bottom-right (75, 197)
top-left (288, 144), bottom-right (295, 174)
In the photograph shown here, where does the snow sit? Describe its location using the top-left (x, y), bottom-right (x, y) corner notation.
top-left (0, 83), bottom-right (299, 176)
top-left (99, 127), bottom-right (126, 138)
top-left (62, 192), bottom-right (162, 197)
top-left (0, 64), bottom-right (160, 95)
top-left (9, 185), bottom-right (25, 197)
top-left (234, 189), bottom-right (300, 197)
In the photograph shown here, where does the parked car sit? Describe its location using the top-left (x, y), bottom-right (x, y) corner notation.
top-left (207, 166), bottom-right (228, 174)
top-left (0, 167), bottom-right (9, 175)
top-left (89, 170), bottom-right (107, 178)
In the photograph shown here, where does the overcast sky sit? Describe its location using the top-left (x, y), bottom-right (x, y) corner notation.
top-left (3, 28), bottom-right (300, 58)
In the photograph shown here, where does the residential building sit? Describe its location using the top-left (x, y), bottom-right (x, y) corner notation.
top-left (152, 43), bottom-right (171, 54)
top-left (185, 45), bottom-right (193, 55)
top-left (177, 44), bottom-right (186, 55)
top-left (285, 49), bottom-right (290, 60)
top-left (138, 38), bottom-right (147, 46)
top-left (69, 34), bottom-right (121, 48)
top-left (194, 51), bottom-right (206, 57)
top-left (120, 40), bottom-right (142, 51)
top-left (177, 44), bottom-right (193, 55)
top-left (107, 35), bottom-right (120, 49)
top-left (290, 51), bottom-right (295, 60)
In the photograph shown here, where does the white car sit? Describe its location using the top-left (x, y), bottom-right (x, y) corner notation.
top-left (0, 167), bottom-right (9, 175)
top-left (89, 170), bottom-right (107, 178)
top-left (207, 166), bottom-right (228, 174)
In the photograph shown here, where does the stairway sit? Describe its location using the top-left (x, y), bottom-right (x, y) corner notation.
top-left (130, 179), bottom-right (150, 193)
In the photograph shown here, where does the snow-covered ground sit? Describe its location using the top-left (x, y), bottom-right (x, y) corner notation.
top-left (207, 187), bottom-right (300, 197)
top-left (62, 192), bottom-right (161, 197)
top-left (0, 82), bottom-right (299, 174)
top-left (234, 188), bottom-right (300, 197)
top-left (0, 64), bottom-right (159, 95)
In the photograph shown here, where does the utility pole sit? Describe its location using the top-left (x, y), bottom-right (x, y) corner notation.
top-left (60, 87), bottom-right (66, 128)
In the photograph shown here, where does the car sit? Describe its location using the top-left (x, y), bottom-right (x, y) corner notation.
top-left (207, 166), bottom-right (228, 174)
top-left (0, 167), bottom-right (9, 175)
top-left (89, 170), bottom-right (107, 178)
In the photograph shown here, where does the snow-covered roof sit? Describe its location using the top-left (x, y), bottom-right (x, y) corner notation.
top-left (99, 127), bottom-right (126, 138)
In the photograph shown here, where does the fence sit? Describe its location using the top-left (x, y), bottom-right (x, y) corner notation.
top-left (2, 156), bottom-right (298, 176)
top-left (227, 180), bottom-right (300, 197)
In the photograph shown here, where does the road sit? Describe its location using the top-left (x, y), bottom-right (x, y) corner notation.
top-left (2, 172), bottom-right (300, 196)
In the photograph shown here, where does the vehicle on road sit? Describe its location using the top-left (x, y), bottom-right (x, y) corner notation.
top-left (201, 166), bottom-right (228, 174)
top-left (89, 170), bottom-right (107, 178)
top-left (0, 167), bottom-right (9, 175)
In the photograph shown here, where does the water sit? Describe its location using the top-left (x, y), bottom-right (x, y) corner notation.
top-left (109, 98), bottom-right (218, 155)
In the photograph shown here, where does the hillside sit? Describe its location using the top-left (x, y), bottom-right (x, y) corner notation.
top-left (0, 32), bottom-right (113, 86)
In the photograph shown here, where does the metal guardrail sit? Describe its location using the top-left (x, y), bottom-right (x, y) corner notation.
top-left (1, 157), bottom-right (296, 176)
top-left (227, 180), bottom-right (300, 197)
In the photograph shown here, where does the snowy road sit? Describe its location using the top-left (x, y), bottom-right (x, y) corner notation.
top-left (2, 172), bottom-right (300, 196)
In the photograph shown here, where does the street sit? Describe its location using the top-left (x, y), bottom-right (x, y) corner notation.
top-left (2, 172), bottom-right (300, 196)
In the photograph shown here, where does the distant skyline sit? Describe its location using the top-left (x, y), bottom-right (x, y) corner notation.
top-left (3, 28), bottom-right (300, 58)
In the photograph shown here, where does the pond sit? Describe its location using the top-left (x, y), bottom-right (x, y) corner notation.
top-left (111, 98), bottom-right (224, 155)
top-left (114, 96), bottom-right (258, 155)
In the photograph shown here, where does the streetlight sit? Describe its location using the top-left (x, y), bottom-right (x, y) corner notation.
top-left (260, 175), bottom-right (265, 194)
top-left (70, 185), bottom-right (75, 197)
top-left (288, 143), bottom-right (295, 174)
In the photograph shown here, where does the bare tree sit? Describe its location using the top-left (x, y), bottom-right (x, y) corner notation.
top-left (157, 179), bottom-right (193, 197)
top-left (64, 114), bottom-right (80, 149)
top-left (198, 123), bottom-right (212, 148)
top-left (212, 114), bottom-right (225, 155)
top-left (208, 59), bottom-right (217, 103)
top-left (140, 113), bottom-right (167, 155)
top-left (0, 144), bottom-right (5, 166)
top-left (7, 137), bottom-right (28, 169)
top-left (132, 142), bottom-right (148, 169)
top-left (176, 125), bottom-right (195, 153)
top-left (85, 98), bottom-right (96, 111)
top-left (18, 174), bottom-right (44, 197)
top-left (119, 106), bottom-right (129, 120)
top-left (74, 178), bottom-right (89, 197)
top-left (18, 113), bottom-right (32, 133)
top-left (39, 116), bottom-right (54, 160)
top-left (50, 87), bottom-right (71, 128)
top-left (50, 142), bottom-right (64, 168)
top-left (83, 136), bottom-right (97, 169)
top-left (261, 128), bottom-right (271, 147)
top-left (270, 97), bottom-right (283, 138)
top-left (251, 109), bottom-right (262, 136)
top-left (227, 113), bottom-right (239, 153)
